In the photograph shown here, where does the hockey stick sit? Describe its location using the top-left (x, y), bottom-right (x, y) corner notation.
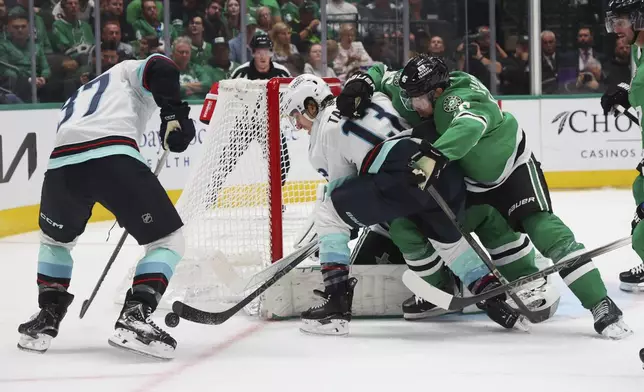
top-left (403, 235), bottom-right (632, 312)
top-left (615, 104), bottom-right (640, 126)
top-left (79, 151), bottom-right (170, 319)
top-left (424, 185), bottom-right (547, 324)
top-left (171, 238), bottom-right (319, 325)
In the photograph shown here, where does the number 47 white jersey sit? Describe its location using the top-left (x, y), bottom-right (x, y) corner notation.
top-left (308, 92), bottom-right (410, 182)
top-left (49, 55), bottom-right (163, 170)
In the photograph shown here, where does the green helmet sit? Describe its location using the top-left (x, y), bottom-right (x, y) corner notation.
top-left (606, 0), bottom-right (644, 33)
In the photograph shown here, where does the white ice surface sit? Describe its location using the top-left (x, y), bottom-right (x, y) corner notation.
top-left (1, 189), bottom-right (644, 392)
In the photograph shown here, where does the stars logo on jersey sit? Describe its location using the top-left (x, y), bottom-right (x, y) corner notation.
top-left (443, 95), bottom-right (463, 113)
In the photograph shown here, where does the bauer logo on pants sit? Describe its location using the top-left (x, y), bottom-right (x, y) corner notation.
top-left (142, 213), bottom-right (153, 224)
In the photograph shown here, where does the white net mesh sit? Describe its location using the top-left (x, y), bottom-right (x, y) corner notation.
top-left (116, 78), bottom-right (333, 314)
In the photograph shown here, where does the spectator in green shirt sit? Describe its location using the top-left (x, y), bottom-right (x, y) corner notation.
top-left (9, 2), bottom-right (53, 54)
top-left (281, 0), bottom-right (320, 25)
top-left (51, 0), bottom-right (94, 63)
top-left (203, 36), bottom-right (239, 82)
top-left (172, 36), bottom-right (212, 100)
top-left (0, 13), bottom-right (50, 101)
top-left (133, 0), bottom-right (178, 53)
top-left (125, 0), bottom-right (163, 26)
top-left (187, 15), bottom-right (211, 66)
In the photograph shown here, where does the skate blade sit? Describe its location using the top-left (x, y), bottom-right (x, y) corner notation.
top-left (514, 316), bottom-right (531, 333)
top-left (600, 318), bottom-right (634, 340)
top-left (17, 333), bottom-right (51, 354)
top-left (108, 328), bottom-right (175, 360)
top-left (619, 282), bottom-right (644, 293)
top-left (300, 318), bottom-right (349, 336)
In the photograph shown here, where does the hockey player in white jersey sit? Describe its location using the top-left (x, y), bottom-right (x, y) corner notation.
top-left (17, 53), bottom-right (195, 360)
top-left (283, 75), bottom-right (529, 335)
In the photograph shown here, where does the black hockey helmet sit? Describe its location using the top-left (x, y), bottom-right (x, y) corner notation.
top-left (606, 0), bottom-right (644, 34)
top-left (250, 33), bottom-right (273, 52)
top-left (399, 55), bottom-right (450, 111)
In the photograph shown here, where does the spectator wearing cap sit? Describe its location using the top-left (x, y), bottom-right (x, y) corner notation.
top-left (270, 22), bottom-right (299, 64)
top-left (77, 40), bottom-right (121, 87)
top-left (231, 34), bottom-right (290, 79)
top-left (282, 0), bottom-right (319, 26)
top-left (291, 1), bottom-right (321, 54)
top-left (172, 36), bottom-right (213, 100)
top-left (187, 15), bottom-right (212, 66)
top-left (203, 37), bottom-right (239, 82)
top-left (229, 14), bottom-right (258, 65)
top-left (0, 13), bottom-right (50, 102)
top-left (51, 0), bottom-right (95, 64)
top-left (500, 35), bottom-right (530, 95)
top-left (204, 0), bottom-right (229, 42)
top-left (304, 43), bottom-right (336, 77)
top-left (333, 23), bottom-right (372, 82)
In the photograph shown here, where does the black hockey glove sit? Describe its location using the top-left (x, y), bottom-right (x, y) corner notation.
top-left (632, 203), bottom-right (644, 234)
top-left (601, 82), bottom-right (631, 116)
top-left (410, 140), bottom-right (448, 190)
top-left (337, 72), bottom-right (375, 119)
top-left (160, 102), bottom-right (196, 153)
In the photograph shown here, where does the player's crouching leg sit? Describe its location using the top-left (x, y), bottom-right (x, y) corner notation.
top-left (300, 190), bottom-right (357, 336)
top-left (108, 228), bottom-right (185, 360)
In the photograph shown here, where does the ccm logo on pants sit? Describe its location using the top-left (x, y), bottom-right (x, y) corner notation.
top-left (508, 197), bottom-right (535, 216)
top-left (40, 213), bottom-right (64, 229)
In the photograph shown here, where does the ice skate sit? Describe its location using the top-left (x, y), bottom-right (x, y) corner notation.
top-left (619, 264), bottom-right (644, 292)
top-left (300, 277), bottom-right (357, 336)
top-left (403, 280), bottom-right (459, 320)
top-left (17, 290), bottom-right (74, 354)
top-left (506, 277), bottom-right (561, 322)
top-left (470, 274), bottom-right (530, 331)
top-left (108, 298), bottom-right (177, 360)
top-left (591, 297), bottom-right (633, 340)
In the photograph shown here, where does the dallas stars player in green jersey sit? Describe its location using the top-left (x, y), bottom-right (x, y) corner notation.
top-left (341, 55), bottom-right (631, 339)
top-left (338, 72), bottom-right (561, 322)
top-left (603, 0), bottom-right (644, 292)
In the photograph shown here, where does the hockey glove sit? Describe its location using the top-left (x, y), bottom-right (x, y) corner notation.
top-left (160, 102), bottom-right (196, 153)
top-left (410, 140), bottom-right (448, 190)
top-left (337, 72), bottom-right (375, 119)
top-left (601, 82), bottom-right (631, 116)
top-left (632, 203), bottom-right (644, 234)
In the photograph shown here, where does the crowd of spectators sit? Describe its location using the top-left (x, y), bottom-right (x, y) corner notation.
top-left (0, 0), bottom-right (633, 104)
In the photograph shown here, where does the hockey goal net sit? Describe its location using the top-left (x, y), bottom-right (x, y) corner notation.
top-left (116, 77), bottom-right (341, 315)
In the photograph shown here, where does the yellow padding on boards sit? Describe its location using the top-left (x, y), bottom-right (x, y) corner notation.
top-left (0, 172), bottom-right (637, 238)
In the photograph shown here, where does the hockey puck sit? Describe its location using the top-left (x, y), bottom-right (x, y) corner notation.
top-left (165, 312), bottom-right (180, 328)
top-left (640, 348), bottom-right (644, 365)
